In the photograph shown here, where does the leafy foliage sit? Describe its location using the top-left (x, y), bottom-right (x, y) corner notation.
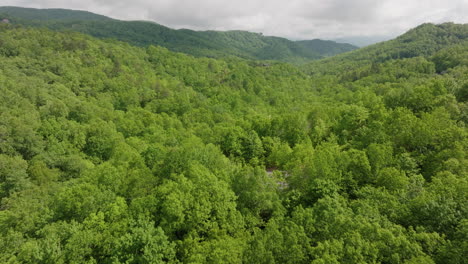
top-left (0, 21), bottom-right (467, 263)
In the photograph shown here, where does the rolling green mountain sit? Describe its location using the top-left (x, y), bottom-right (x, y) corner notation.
top-left (0, 20), bottom-right (467, 263)
top-left (0, 5), bottom-right (110, 21)
top-left (296, 39), bottom-right (358, 56)
top-left (303, 22), bottom-right (468, 75)
top-left (0, 6), bottom-right (358, 63)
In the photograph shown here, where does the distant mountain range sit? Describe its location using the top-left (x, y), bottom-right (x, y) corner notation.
top-left (0, 6), bottom-right (358, 63)
top-left (333, 36), bottom-right (394, 47)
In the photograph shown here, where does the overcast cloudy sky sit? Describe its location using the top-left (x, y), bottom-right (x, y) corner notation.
top-left (3, 0), bottom-right (467, 40)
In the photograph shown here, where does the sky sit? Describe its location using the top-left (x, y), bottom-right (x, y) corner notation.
top-left (2, 0), bottom-right (468, 41)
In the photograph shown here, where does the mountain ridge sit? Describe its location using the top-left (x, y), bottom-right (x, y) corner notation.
top-left (0, 6), bottom-right (358, 63)
top-left (303, 22), bottom-right (468, 75)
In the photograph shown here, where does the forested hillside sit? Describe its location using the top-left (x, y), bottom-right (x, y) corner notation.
top-left (296, 39), bottom-right (357, 57)
top-left (0, 6), bottom-right (357, 63)
top-left (0, 21), bottom-right (467, 263)
top-left (0, 6), bottom-right (110, 21)
top-left (304, 22), bottom-right (468, 75)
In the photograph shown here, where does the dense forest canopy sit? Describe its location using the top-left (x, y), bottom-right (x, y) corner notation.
top-left (0, 17), bottom-right (467, 264)
top-left (0, 6), bottom-right (357, 64)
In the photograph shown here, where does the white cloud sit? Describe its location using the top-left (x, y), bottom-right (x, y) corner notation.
top-left (2, 0), bottom-right (467, 39)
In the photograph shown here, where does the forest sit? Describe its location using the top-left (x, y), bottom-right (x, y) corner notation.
top-left (0, 18), bottom-right (467, 264)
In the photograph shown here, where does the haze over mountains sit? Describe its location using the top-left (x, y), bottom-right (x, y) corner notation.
top-left (333, 36), bottom-right (394, 47)
top-left (0, 6), bottom-right (358, 63)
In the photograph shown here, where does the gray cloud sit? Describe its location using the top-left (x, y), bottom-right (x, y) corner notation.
top-left (296, 0), bottom-right (382, 23)
top-left (2, 0), bottom-right (467, 40)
